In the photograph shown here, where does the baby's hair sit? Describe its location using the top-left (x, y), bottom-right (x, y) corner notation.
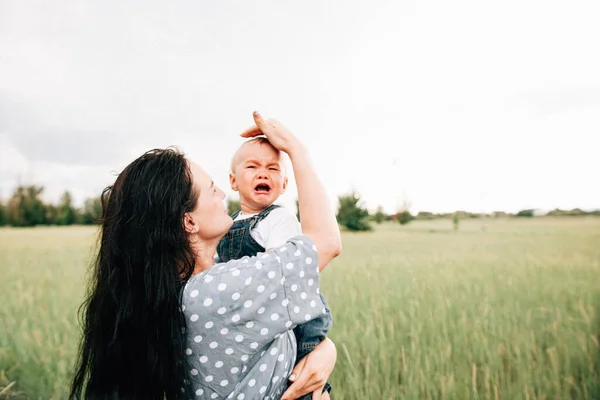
top-left (247, 136), bottom-right (273, 147)
top-left (230, 136), bottom-right (281, 172)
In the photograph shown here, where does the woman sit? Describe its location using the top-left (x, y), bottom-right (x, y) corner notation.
top-left (70, 112), bottom-right (341, 400)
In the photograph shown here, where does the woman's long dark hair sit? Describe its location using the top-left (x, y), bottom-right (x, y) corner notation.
top-left (70, 148), bottom-right (198, 399)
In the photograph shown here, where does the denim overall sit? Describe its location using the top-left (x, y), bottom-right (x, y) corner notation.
top-left (216, 204), bottom-right (333, 397)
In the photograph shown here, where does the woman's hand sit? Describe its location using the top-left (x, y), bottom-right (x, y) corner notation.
top-left (240, 111), bottom-right (304, 156)
top-left (281, 338), bottom-right (337, 400)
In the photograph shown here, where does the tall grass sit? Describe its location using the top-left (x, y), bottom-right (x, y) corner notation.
top-left (1, 218), bottom-right (599, 399)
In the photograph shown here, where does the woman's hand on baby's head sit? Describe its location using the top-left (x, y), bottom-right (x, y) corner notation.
top-left (241, 111), bottom-right (303, 156)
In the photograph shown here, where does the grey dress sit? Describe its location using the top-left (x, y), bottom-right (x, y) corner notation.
top-left (181, 235), bottom-right (327, 399)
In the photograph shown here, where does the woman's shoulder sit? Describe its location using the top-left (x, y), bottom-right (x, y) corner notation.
top-left (183, 234), bottom-right (317, 292)
top-left (274, 233), bottom-right (316, 251)
top-left (219, 234), bottom-right (316, 267)
top-left (257, 234), bottom-right (318, 266)
top-left (181, 232), bottom-right (325, 341)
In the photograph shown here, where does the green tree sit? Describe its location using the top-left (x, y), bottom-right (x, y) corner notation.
top-left (373, 206), bottom-right (386, 224)
top-left (516, 209), bottom-right (534, 217)
top-left (45, 204), bottom-right (60, 225)
top-left (0, 202), bottom-right (6, 226)
top-left (227, 199), bottom-right (241, 216)
top-left (80, 196), bottom-right (103, 224)
top-left (396, 193), bottom-right (414, 225)
top-left (6, 185), bottom-right (47, 226)
top-left (57, 191), bottom-right (76, 225)
top-left (396, 210), bottom-right (414, 225)
top-left (453, 212), bottom-right (460, 230)
top-left (336, 191), bottom-right (371, 231)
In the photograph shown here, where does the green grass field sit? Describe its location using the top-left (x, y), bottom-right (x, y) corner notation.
top-left (1, 217), bottom-right (599, 399)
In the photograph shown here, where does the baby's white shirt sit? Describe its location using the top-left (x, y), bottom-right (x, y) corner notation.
top-left (234, 206), bottom-right (302, 250)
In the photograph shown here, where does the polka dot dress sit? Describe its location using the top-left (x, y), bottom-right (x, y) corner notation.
top-left (181, 235), bottom-right (325, 399)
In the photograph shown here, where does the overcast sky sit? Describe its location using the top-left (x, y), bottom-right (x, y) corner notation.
top-left (1, 0), bottom-right (599, 214)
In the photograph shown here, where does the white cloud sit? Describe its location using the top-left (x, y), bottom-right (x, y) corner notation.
top-left (0, 134), bottom-right (28, 188)
top-left (0, 0), bottom-right (598, 212)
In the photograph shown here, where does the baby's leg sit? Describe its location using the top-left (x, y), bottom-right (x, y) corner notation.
top-left (292, 293), bottom-right (334, 397)
top-left (293, 293), bottom-right (332, 357)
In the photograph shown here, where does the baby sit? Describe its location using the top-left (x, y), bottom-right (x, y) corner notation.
top-left (216, 136), bottom-right (333, 398)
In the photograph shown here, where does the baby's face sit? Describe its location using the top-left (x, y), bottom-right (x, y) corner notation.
top-left (230, 142), bottom-right (287, 212)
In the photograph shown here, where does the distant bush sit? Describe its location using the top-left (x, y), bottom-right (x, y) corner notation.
top-left (397, 210), bottom-right (414, 225)
top-left (416, 211), bottom-right (436, 220)
top-left (372, 206), bottom-right (386, 224)
top-left (516, 209), bottom-right (535, 217)
top-left (336, 191), bottom-right (372, 231)
top-left (547, 208), bottom-right (598, 217)
top-left (227, 199), bottom-right (241, 216)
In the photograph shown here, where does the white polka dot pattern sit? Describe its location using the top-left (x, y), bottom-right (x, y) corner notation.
top-left (180, 235), bottom-right (325, 399)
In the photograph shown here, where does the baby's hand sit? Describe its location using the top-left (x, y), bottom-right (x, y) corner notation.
top-left (240, 111), bottom-right (303, 155)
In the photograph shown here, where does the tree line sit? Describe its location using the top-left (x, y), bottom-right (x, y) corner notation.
top-left (0, 185), bottom-right (597, 230)
top-left (200, 191), bottom-right (600, 233)
top-left (0, 186), bottom-right (102, 227)
top-left (335, 192), bottom-right (600, 231)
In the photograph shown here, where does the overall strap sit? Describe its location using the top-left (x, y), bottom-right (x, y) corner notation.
top-left (249, 204), bottom-right (281, 229)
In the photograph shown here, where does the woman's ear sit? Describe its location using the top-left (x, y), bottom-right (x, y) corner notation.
top-left (183, 213), bottom-right (198, 234)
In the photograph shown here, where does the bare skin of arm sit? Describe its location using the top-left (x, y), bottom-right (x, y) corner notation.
top-left (281, 338), bottom-right (337, 400)
top-left (241, 112), bottom-right (340, 399)
top-left (241, 112), bottom-right (342, 272)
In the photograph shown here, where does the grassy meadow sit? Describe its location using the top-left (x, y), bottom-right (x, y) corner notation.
top-left (1, 217), bottom-right (599, 399)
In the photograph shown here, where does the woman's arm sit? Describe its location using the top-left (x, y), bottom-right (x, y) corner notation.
top-left (288, 146), bottom-right (341, 271)
top-left (281, 338), bottom-right (337, 400)
top-left (182, 236), bottom-right (326, 349)
top-left (241, 112), bottom-right (342, 271)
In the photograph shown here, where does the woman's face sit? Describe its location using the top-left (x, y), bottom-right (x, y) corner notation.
top-left (185, 159), bottom-right (233, 242)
